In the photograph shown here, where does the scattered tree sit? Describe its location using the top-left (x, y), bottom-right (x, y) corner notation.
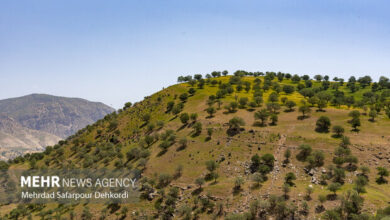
top-left (332, 125), bottom-right (345, 138)
top-left (316, 116), bottom-right (331, 132)
top-left (376, 167), bottom-right (389, 184)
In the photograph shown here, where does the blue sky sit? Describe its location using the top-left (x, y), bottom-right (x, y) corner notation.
top-left (0, 0), bottom-right (389, 109)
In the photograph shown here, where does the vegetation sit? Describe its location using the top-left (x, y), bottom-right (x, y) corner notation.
top-left (3, 72), bottom-right (390, 219)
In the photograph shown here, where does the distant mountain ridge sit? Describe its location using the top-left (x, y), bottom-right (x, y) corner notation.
top-left (0, 94), bottom-right (115, 160)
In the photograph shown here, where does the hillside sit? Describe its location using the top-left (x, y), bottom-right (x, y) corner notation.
top-left (0, 94), bottom-right (115, 160)
top-left (1, 72), bottom-right (390, 220)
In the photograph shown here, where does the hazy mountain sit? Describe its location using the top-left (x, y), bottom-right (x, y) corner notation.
top-left (0, 94), bottom-right (114, 160)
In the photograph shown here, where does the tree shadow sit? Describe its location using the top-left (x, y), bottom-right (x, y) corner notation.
top-left (315, 128), bottom-right (329, 133)
top-left (169, 115), bottom-right (178, 121)
top-left (176, 124), bottom-right (188, 131)
top-left (297, 115), bottom-right (309, 120)
top-left (191, 131), bottom-right (201, 138)
top-left (253, 121), bottom-right (266, 127)
top-left (226, 128), bottom-right (244, 137)
top-left (191, 188), bottom-right (203, 195)
top-left (315, 205), bottom-right (325, 213)
top-left (331, 134), bottom-right (343, 138)
top-left (326, 194), bottom-right (337, 201)
top-left (176, 145), bottom-right (186, 152)
top-left (157, 149), bottom-right (167, 157)
top-left (250, 184), bottom-right (262, 190)
top-left (232, 187), bottom-right (243, 196)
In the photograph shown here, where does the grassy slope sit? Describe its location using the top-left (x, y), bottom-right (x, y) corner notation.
top-left (2, 76), bottom-right (390, 219)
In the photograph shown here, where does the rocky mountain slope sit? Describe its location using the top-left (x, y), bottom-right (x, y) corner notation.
top-left (0, 94), bottom-right (114, 160)
top-left (1, 73), bottom-right (390, 219)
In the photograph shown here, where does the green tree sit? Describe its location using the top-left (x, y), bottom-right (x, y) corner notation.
top-left (316, 116), bottom-right (331, 132)
top-left (179, 93), bottom-right (188, 102)
top-left (349, 117), bottom-right (361, 131)
top-left (252, 173), bottom-right (264, 187)
top-left (206, 107), bottom-right (216, 118)
top-left (142, 113), bottom-right (151, 123)
top-left (327, 182), bottom-right (341, 196)
top-left (239, 97), bottom-right (249, 108)
top-left (285, 172), bottom-right (297, 186)
top-left (205, 160), bottom-right (218, 173)
top-left (299, 105), bottom-right (311, 119)
top-left (333, 168), bottom-right (346, 184)
top-left (261, 153), bottom-right (275, 169)
top-left (268, 92), bottom-right (279, 103)
top-left (283, 85), bottom-right (295, 94)
top-left (254, 109), bottom-right (269, 126)
top-left (376, 167), bottom-right (389, 184)
top-left (369, 109), bottom-right (377, 122)
top-left (190, 113), bottom-right (198, 121)
top-left (285, 100), bottom-right (296, 112)
top-left (354, 176), bottom-right (368, 194)
top-left (307, 150), bottom-right (325, 168)
top-left (270, 114), bottom-right (278, 125)
top-left (296, 144), bottom-right (312, 161)
top-left (195, 178), bottom-right (205, 189)
top-left (282, 183), bottom-right (291, 199)
top-left (228, 117), bottom-right (245, 135)
top-left (193, 122), bottom-right (202, 135)
top-left (349, 110), bottom-right (361, 118)
top-left (225, 101), bottom-right (239, 113)
top-left (332, 125), bottom-right (345, 137)
top-left (180, 113), bottom-right (189, 124)
top-left (284, 148), bottom-right (291, 164)
top-left (207, 128), bottom-right (213, 138)
top-left (234, 177), bottom-right (244, 191)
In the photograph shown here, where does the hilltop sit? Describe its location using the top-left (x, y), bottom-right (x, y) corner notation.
top-left (0, 94), bottom-right (114, 160)
top-left (1, 72), bottom-right (390, 219)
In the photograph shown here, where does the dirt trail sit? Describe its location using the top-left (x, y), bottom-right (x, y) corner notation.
top-left (267, 134), bottom-right (287, 194)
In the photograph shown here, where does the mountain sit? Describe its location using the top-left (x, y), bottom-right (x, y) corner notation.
top-left (0, 94), bottom-right (114, 160)
top-left (2, 74), bottom-right (390, 219)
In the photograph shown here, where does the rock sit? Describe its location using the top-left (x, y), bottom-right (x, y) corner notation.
top-left (311, 176), bottom-right (318, 184)
top-left (309, 169), bottom-right (315, 176)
